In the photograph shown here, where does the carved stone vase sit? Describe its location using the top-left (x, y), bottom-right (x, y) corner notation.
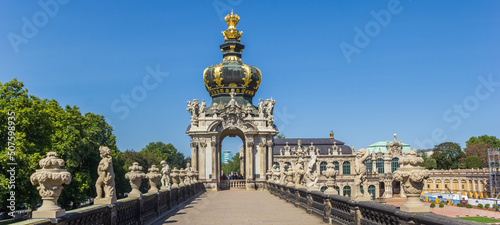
top-left (323, 162), bottom-right (338, 195)
top-left (146, 165), bottom-right (162, 194)
top-left (125, 162), bottom-right (146, 198)
top-left (393, 150), bottom-right (429, 212)
top-left (171, 167), bottom-right (180, 188)
top-left (286, 169), bottom-right (295, 187)
top-left (179, 169), bottom-right (186, 187)
top-left (30, 152), bottom-right (72, 218)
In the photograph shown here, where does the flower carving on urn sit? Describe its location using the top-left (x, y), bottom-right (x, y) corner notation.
top-left (392, 149), bottom-right (429, 212)
top-left (125, 162), bottom-right (146, 198)
top-left (30, 152), bottom-right (72, 218)
top-left (146, 165), bottom-right (162, 194)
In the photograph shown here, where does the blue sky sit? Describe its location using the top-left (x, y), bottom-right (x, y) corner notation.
top-left (1, 0), bottom-right (499, 157)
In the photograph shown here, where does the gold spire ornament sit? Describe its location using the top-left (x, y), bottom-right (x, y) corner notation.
top-left (222, 11), bottom-right (243, 40)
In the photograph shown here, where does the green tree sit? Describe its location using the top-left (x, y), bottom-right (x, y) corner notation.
top-left (276, 133), bottom-right (286, 139)
top-left (466, 135), bottom-right (500, 149)
top-left (222, 153), bottom-right (240, 175)
top-left (422, 158), bottom-right (437, 170)
top-left (431, 142), bottom-right (465, 169)
top-left (141, 141), bottom-right (188, 169)
top-left (465, 142), bottom-right (492, 168)
top-left (0, 79), bottom-right (118, 211)
top-left (465, 155), bottom-right (482, 169)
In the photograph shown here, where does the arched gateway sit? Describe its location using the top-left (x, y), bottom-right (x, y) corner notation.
top-left (186, 12), bottom-right (278, 190)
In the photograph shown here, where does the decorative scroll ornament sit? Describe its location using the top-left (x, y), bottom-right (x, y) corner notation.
top-left (125, 162), bottom-right (146, 198)
top-left (213, 62), bottom-right (224, 87)
top-left (393, 149), bottom-right (429, 212)
top-left (222, 11), bottom-right (243, 40)
top-left (146, 165), bottom-right (162, 194)
top-left (30, 152), bottom-right (72, 218)
top-left (241, 64), bottom-right (252, 87)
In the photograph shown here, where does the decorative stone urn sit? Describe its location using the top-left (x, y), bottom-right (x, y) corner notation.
top-left (323, 162), bottom-right (338, 195)
top-left (146, 165), bottom-right (161, 194)
top-left (393, 149), bottom-right (430, 212)
top-left (286, 168), bottom-right (295, 187)
top-left (171, 167), bottom-right (179, 188)
top-left (125, 162), bottom-right (146, 198)
top-left (179, 169), bottom-right (186, 187)
top-left (30, 152), bottom-right (72, 218)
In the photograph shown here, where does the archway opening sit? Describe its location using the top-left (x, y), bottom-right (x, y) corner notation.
top-left (219, 129), bottom-right (245, 190)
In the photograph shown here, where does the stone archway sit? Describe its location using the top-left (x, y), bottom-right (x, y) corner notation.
top-left (187, 92), bottom-right (278, 191)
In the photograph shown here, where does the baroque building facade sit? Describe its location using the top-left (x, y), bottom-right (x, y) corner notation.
top-left (424, 169), bottom-right (490, 199)
top-left (273, 133), bottom-right (411, 199)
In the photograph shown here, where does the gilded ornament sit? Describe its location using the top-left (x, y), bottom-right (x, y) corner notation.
top-left (213, 63), bottom-right (224, 87)
top-left (203, 67), bottom-right (210, 89)
top-left (221, 11), bottom-right (243, 40)
top-left (241, 64), bottom-right (252, 87)
top-left (255, 67), bottom-right (262, 90)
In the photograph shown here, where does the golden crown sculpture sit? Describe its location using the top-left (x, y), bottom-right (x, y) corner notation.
top-left (222, 11), bottom-right (243, 40)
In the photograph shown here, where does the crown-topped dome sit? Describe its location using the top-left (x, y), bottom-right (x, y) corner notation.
top-left (203, 11), bottom-right (262, 106)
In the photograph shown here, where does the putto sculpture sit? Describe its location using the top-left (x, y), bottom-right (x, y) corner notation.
top-left (146, 165), bottom-right (162, 194)
top-left (352, 148), bottom-right (371, 201)
top-left (94, 146), bottom-right (117, 204)
top-left (125, 162), bottom-right (146, 198)
top-left (304, 151), bottom-right (320, 190)
top-left (393, 149), bottom-right (430, 212)
top-left (30, 152), bottom-right (72, 218)
top-left (160, 160), bottom-right (171, 190)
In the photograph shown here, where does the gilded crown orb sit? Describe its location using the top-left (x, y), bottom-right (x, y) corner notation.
top-left (225, 10), bottom-right (240, 30)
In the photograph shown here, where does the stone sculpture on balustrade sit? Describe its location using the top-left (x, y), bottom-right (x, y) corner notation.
top-left (179, 168), bottom-right (186, 187)
top-left (94, 146), bottom-right (117, 204)
top-left (279, 159), bottom-right (286, 184)
top-left (185, 163), bottom-right (193, 185)
top-left (272, 164), bottom-right (281, 184)
top-left (30, 152), bottom-right (72, 218)
top-left (294, 158), bottom-right (306, 189)
top-left (304, 150), bottom-right (320, 190)
top-left (160, 160), bottom-right (171, 190)
top-left (393, 149), bottom-right (430, 212)
top-left (352, 148), bottom-right (371, 201)
top-left (323, 161), bottom-right (338, 195)
top-left (171, 167), bottom-right (180, 188)
top-left (125, 162), bottom-right (146, 198)
top-left (146, 165), bottom-right (161, 194)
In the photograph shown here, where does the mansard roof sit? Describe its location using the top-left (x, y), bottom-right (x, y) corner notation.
top-left (273, 138), bottom-right (353, 155)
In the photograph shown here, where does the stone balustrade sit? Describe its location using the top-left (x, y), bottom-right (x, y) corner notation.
top-left (12, 183), bottom-right (204, 225)
top-left (267, 183), bottom-right (479, 225)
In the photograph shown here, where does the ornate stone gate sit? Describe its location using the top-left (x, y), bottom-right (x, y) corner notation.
top-left (186, 12), bottom-right (278, 190)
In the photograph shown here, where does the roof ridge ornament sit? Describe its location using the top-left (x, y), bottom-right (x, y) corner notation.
top-left (222, 11), bottom-right (243, 40)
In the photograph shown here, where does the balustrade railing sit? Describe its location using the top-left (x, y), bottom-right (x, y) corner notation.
top-left (14, 183), bottom-right (204, 225)
top-left (220, 179), bottom-right (246, 190)
top-left (267, 183), bottom-right (479, 225)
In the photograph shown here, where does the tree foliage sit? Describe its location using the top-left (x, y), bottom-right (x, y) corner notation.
top-left (464, 142), bottom-right (491, 168)
top-left (0, 79), bottom-right (118, 210)
top-left (465, 156), bottom-right (482, 169)
top-left (222, 152), bottom-right (240, 175)
top-left (466, 135), bottom-right (500, 149)
top-left (276, 133), bottom-right (286, 139)
top-left (431, 142), bottom-right (465, 170)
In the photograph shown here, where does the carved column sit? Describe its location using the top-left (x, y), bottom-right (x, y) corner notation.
top-left (199, 142), bottom-right (207, 179)
top-left (267, 140), bottom-right (274, 172)
top-left (30, 152), bottom-right (72, 218)
top-left (259, 141), bottom-right (266, 179)
top-left (211, 137), bottom-right (217, 181)
top-left (191, 141), bottom-right (198, 172)
top-left (246, 136), bottom-right (254, 180)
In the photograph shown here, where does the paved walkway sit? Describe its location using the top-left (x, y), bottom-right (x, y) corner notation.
top-left (152, 190), bottom-right (325, 225)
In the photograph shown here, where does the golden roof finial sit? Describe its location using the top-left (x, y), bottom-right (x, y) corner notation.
top-left (222, 11), bottom-right (243, 41)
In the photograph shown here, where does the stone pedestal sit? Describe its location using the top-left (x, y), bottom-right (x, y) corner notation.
top-left (30, 152), bottom-right (72, 219)
top-left (125, 162), bottom-right (146, 198)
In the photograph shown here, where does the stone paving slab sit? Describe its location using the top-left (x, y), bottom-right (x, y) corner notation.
top-left (153, 190), bottom-right (325, 225)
